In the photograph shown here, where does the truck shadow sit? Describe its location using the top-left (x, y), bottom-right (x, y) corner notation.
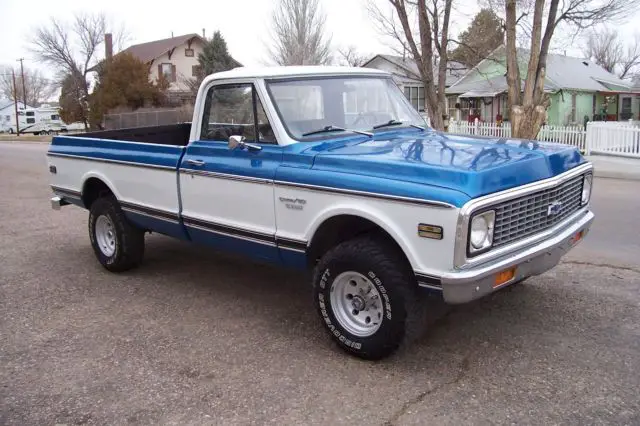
top-left (122, 233), bottom-right (614, 369)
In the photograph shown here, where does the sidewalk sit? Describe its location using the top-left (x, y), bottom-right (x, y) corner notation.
top-left (587, 154), bottom-right (640, 181)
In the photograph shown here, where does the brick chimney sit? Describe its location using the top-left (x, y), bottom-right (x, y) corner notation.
top-left (105, 33), bottom-right (113, 60)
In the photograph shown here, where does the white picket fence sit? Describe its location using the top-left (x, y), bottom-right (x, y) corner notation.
top-left (586, 121), bottom-right (640, 158)
top-left (443, 119), bottom-right (640, 158)
top-left (447, 120), bottom-right (588, 151)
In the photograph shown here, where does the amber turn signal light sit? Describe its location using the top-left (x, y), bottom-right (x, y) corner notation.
top-left (494, 267), bottom-right (516, 287)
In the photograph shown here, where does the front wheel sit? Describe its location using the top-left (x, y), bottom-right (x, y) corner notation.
top-left (88, 195), bottom-right (145, 272)
top-left (312, 234), bottom-right (427, 360)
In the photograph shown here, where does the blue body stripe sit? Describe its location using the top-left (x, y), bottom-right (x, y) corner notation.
top-left (49, 136), bottom-right (185, 169)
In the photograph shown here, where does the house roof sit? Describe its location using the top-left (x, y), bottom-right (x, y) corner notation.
top-left (121, 33), bottom-right (206, 63)
top-left (362, 54), bottom-right (468, 87)
top-left (446, 46), bottom-right (634, 95)
top-left (448, 75), bottom-right (556, 97)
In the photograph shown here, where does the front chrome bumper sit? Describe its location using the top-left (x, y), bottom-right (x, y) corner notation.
top-left (440, 209), bottom-right (595, 304)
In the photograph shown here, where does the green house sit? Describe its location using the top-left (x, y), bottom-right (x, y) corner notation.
top-left (445, 46), bottom-right (640, 126)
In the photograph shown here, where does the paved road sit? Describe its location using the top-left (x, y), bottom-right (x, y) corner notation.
top-left (1, 142), bottom-right (639, 425)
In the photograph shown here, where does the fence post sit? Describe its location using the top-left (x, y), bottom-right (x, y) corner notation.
top-left (585, 122), bottom-right (592, 155)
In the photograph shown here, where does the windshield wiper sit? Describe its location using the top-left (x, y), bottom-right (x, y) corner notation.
top-left (302, 125), bottom-right (372, 137)
top-left (372, 119), bottom-right (425, 130)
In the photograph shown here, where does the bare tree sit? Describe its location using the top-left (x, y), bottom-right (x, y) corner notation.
top-left (27, 12), bottom-right (128, 127)
top-left (583, 28), bottom-right (640, 79)
top-left (501, 0), bottom-right (635, 140)
top-left (367, 0), bottom-right (453, 131)
top-left (267, 0), bottom-right (333, 65)
top-left (0, 65), bottom-right (57, 106)
top-left (337, 45), bottom-right (368, 67)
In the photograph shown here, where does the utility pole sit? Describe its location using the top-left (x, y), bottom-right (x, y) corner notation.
top-left (12, 69), bottom-right (20, 136)
top-left (17, 58), bottom-right (27, 107)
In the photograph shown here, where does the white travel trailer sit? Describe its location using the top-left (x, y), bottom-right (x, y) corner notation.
top-left (0, 102), bottom-right (76, 135)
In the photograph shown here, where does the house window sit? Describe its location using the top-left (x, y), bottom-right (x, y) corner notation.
top-left (571, 93), bottom-right (577, 122)
top-left (192, 65), bottom-right (201, 77)
top-left (185, 48), bottom-right (194, 57)
top-left (621, 97), bottom-right (632, 119)
top-left (4, 115), bottom-right (9, 122)
top-left (403, 85), bottom-right (425, 112)
top-left (159, 63), bottom-right (175, 82)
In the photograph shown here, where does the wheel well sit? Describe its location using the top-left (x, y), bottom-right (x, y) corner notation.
top-left (82, 178), bottom-right (113, 209)
top-left (307, 215), bottom-right (412, 270)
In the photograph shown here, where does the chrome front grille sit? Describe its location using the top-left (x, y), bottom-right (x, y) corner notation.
top-left (491, 175), bottom-right (585, 248)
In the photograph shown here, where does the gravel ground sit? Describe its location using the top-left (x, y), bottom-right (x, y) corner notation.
top-left (1, 142), bottom-right (639, 425)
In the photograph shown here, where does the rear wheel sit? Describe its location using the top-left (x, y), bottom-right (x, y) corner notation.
top-left (312, 233), bottom-right (428, 360)
top-left (88, 195), bottom-right (145, 272)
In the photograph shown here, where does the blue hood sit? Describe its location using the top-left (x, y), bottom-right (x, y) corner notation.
top-left (309, 129), bottom-right (587, 199)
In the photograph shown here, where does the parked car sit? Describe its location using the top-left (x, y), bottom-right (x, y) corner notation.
top-left (46, 66), bottom-right (595, 360)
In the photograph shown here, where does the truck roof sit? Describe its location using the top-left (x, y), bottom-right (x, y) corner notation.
top-left (205, 65), bottom-right (391, 81)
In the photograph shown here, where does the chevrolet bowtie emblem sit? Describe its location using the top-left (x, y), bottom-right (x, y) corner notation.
top-left (547, 200), bottom-right (563, 216)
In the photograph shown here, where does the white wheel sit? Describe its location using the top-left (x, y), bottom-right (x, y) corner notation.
top-left (94, 214), bottom-right (116, 257)
top-left (329, 271), bottom-right (384, 337)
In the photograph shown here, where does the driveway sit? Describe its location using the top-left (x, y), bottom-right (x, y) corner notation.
top-left (1, 142), bottom-right (639, 425)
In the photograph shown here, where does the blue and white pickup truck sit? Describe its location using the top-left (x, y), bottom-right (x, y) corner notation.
top-left (47, 66), bottom-right (594, 359)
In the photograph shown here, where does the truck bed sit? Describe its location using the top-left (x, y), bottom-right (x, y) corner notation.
top-left (70, 123), bottom-right (192, 146)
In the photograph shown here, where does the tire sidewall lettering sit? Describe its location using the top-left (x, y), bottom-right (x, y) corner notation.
top-left (367, 270), bottom-right (392, 320)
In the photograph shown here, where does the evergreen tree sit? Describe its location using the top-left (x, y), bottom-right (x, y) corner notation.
top-left (198, 31), bottom-right (238, 76)
top-left (186, 30), bottom-right (239, 96)
top-left (450, 9), bottom-right (504, 68)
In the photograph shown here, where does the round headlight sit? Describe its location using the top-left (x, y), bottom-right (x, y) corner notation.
top-left (470, 215), bottom-right (489, 249)
top-left (581, 175), bottom-right (592, 205)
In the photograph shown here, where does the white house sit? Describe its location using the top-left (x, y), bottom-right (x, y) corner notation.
top-left (120, 33), bottom-right (207, 93)
top-left (362, 54), bottom-right (467, 114)
top-left (118, 33), bottom-right (242, 103)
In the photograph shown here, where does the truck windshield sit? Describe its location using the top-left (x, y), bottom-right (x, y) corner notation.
top-left (265, 76), bottom-right (428, 140)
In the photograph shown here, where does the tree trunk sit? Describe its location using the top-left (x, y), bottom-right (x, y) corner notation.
top-left (511, 105), bottom-right (546, 141)
top-left (504, 0), bottom-right (552, 140)
top-left (388, 0), bottom-right (446, 131)
top-left (436, 0), bottom-right (453, 127)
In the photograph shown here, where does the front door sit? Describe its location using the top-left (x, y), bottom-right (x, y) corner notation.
top-left (178, 82), bottom-right (282, 263)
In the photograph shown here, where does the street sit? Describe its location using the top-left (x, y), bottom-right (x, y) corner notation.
top-left (1, 141), bottom-right (639, 425)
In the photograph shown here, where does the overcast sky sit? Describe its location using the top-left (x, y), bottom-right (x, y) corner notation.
top-left (1, 0), bottom-right (639, 80)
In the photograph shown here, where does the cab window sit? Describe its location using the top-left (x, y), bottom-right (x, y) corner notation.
top-left (200, 83), bottom-right (276, 144)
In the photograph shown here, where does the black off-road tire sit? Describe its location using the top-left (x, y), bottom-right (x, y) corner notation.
top-left (88, 195), bottom-right (145, 272)
top-left (312, 233), bottom-right (428, 360)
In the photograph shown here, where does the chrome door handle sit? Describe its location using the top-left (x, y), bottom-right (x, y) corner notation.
top-left (187, 159), bottom-right (205, 166)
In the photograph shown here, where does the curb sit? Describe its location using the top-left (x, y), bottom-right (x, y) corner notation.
top-left (593, 170), bottom-right (640, 182)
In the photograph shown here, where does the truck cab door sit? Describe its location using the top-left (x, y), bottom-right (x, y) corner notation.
top-left (178, 82), bottom-right (283, 264)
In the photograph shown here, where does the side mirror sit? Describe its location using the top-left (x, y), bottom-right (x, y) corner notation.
top-left (228, 135), bottom-right (262, 152)
top-left (228, 135), bottom-right (245, 150)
